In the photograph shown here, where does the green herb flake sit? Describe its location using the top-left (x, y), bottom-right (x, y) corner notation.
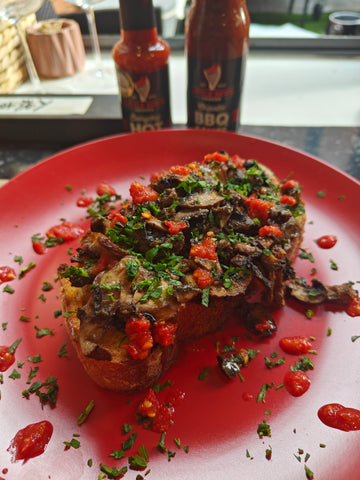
top-left (3, 284), bottom-right (15, 294)
top-left (14, 255), bottom-right (23, 264)
top-left (22, 376), bottom-right (59, 407)
top-left (109, 449), bottom-right (125, 460)
top-left (257, 420), bottom-right (271, 438)
top-left (330, 259), bottom-right (338, 270)
top-left (63, 437), bottom-right (80, 449)
top-left (153, 380), bottom-right (174, 393)
top-left (122, 423), bottom-right (134, 434)
top-left (2, 322), bottom-right (7, 330)
top-left (264, 356), bottom-right (285, 369)
top-left (257, 382), bottom-right (274, 403)
top-left (42, 281), bottom-right (53, 292)
top-left (327, 328), bottom-right (332, 336)
top-left (9, 369), bottom-right (21, 380)
top-left (351, 335), bottom-right (360, 343)
top-left (9, 338), bottom-right (22, 354)
top-left (298, 249), bottom-right (315, 263)
top-left (19, 315), bottom-right (31, 322)
top-left (77, 399), bottom-right (95, 426)
top-left (198, 366), bottom-right (211, 381)
top-left (18, 262), bottom-right (36, 279)
top-left (100, 465), bottom-right (128, 478)
top-left (58, 343), bottom-right (69, 358)
top-left (305, 465), bottom-right (314, 479)
top-left (122, 432), bottom-right (137, 451)
top-left (35, 326), bottom-right (54, 338)
top-left (305, 309), bottom-right (314, 319)
top-left (65, 185), bottom-right (73, 191)
top-left (316, 191), bottom-right (326, 198)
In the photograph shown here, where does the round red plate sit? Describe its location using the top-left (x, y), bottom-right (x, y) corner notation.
top-left (0, 129), bottom-right (359, 480)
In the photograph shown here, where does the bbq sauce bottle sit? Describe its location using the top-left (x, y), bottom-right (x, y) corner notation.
top-left (112, 0), bottom-right (171, 131)
top-left (186, 0), bottom-right (250, 131)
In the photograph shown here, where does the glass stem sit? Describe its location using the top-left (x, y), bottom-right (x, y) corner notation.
top-left (85, 6), bottom-right (102, 74)
top-left (15, 21), bottom-right (40, 86)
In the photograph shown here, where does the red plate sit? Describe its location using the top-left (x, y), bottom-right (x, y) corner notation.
top-left (0, 129), bottom-right (359, 480)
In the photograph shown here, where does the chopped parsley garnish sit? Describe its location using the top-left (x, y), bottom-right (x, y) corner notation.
top-left (122, 432), bottom-right (137, 451)
top-left (257, 382), bottom-right (275, 403)
top-left (35, 326), bottom-right (54, 338)
top-left (264, 356), bottom-right (286, 369)
top-left (198, 366), bottom-right (211, 381)
top-left (22, 376), bottom-right (59, 407)
top-left (290, 356), bottom-right (314, 372)
top-left (77, 399), bottom-right (95, 426)
top-left (18, 262), bottom-right (36, 279)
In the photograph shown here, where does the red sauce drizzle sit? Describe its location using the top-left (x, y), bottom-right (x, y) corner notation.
top-left (7, 420), bottom-right (53, 462)
top-left (316, 235), bottom-right (337, 249)
top-left (318, 403), bottom-right (360, 431)
top-left (284, 370), bottom-right (311, 397)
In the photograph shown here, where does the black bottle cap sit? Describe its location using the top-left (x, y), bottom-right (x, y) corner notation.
top-left (119, 0), bottom-right (156, 31)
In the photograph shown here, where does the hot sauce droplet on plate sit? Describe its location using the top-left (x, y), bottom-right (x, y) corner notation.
top-left (7, 420), bottom-right (53, 462)
top-left (318, 403), bottom-right (360, 431)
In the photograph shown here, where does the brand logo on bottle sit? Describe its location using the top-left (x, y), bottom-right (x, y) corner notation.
top-left (134, 76), bottom-right (151, 102)
top-left (203, 63), bottom-right (221, 91)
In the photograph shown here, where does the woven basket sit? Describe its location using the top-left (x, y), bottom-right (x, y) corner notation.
top-left (0, 14), bottom-right (36, 94)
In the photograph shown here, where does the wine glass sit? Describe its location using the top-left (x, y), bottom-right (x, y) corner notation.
top-left (64, 0), bottom-right (107, 77)
top-left (0, 0), bottom-right (44, 86)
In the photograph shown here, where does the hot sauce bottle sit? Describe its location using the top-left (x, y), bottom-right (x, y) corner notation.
top-left (186, 0), bottom-right (250, 131)
top-left (112, 0), bottom-right (171, 131)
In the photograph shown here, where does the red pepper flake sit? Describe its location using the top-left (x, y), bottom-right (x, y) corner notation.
top-left (164, 220), bottom-right (187, 235)
top-left (46, 222), bottom-right (84, 242)
top-left (129, 182), bottom-right (159, 204)
top-left (190, 236), bottom-right (217, 260)
top-left (318, 403), bottom-right (360, 431)
top-left (280, 194), bottom-right (297, 206)
top-left (0, 266), bottom-right (16, 284)
top-left (193, 268), bottom-right (214, 289)
top-left (96, 182), bottom-right (117, 197)
top-left (76, 196), bottom-right (94, 208)
top-left (279, 336), bottom-right (313, 355)
top-left (316, 235), bottom-right (337, 249)
top-left (7, 420), bottom-right (53, 462)
top-left (258, 225), bottom-right (282, 238)
top-left (203, 151), bottom-right (229, 164)
top-left (284, 370), bottom-right (311, 397)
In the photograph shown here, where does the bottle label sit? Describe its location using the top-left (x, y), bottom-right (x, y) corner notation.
top-left (187, 56), bottom-right (245, 131)
top-left (116, 66), bottom-right (171, 131)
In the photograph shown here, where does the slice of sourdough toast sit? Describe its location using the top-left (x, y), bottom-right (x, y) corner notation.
top-left (58, 151), bottom-right (306, 393)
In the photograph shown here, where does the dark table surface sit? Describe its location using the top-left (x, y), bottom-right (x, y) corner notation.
top-left (1, 125), bottom-right (360, 182)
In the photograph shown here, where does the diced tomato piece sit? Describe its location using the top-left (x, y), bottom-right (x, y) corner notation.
top-left (96, 183), bottom-right (117, 196)
top-left (193, 268), bottom-right (214, 289)
top-left (281, 179), bottom-right (299, 191)
top-left (230, 154), bottom-right (246, 168)
top-left (280, 195), bottom-right (297, 206)
top-left (203, 152), bottom-right (229, 164)
top-left (124, 316), bottom-right (154, 360)
top-left (0, 346), bottom-right (15, 372)
top-left (258, 225), bottom-right (282, 238)
top-left (129, 182), bottom-right (159, 204)
top-left (190, 236), bottom-right (217, 260)
top-left (138, 389), bottom-right (159, 418)
top-left (76, 196), bottom-right (94, 207)
top-left (169, 165), bottom-right (190, 176)
top-left (246, 197), bottom-right (274, 223)
top-left (164, 220), bottom-right (187, 235)
top-left (346, 297), bottom-right (360, 317)
top-left (108, 212), bottom-right (128, 227)
top-left (153, 322), bottom-right (177, 346)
